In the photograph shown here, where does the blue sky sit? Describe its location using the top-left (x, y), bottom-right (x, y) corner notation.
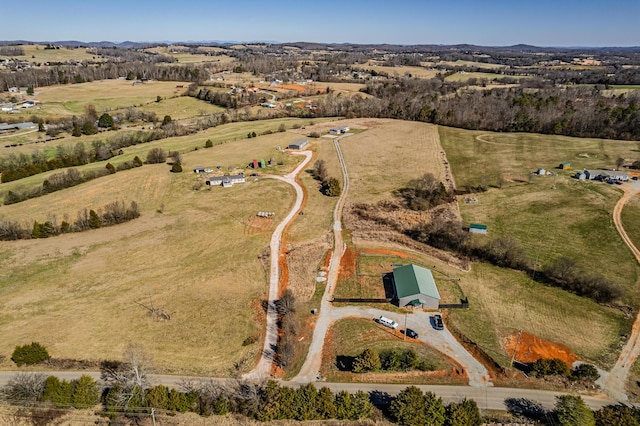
top-left (3, 0), bottom-right (639, 46)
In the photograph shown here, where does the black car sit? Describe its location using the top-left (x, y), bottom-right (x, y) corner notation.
top-left (403, 328), bottom-right (419, 339)
top-left (433, 314), bottom-right (444, 330)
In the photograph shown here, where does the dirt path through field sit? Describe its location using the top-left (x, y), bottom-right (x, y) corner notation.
top-left (602, 181), bottom-right (640, 400)
top-left (293, 131), bottom-right (491, 386)
top-left (243, 150), bottom-right (313, 380)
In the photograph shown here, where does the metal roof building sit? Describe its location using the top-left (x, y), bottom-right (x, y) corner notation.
top-left (392, 264), bottom-right (440, 309)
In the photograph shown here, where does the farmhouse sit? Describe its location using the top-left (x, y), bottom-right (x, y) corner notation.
top-left (584, 169), bottom-right (629, 181)
top-left (469, 223), bottom-right (488, 234)
top-left (206, 173), bottom-right (246, 187)
top-left (329, 126), bottom-right (350, 135)
top-left (392, 264), bottom-right (440, 309)
top-left (287, 139), bottom-right (309, 150)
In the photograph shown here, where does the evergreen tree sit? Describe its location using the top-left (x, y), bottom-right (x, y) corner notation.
top-left (89, 209), bottom-right (100, 229)
top-left (294, 383), bottom-right (319, 420)
top-left (353, 348), bottom-right (381, 372)
top-left (105, 162), bottom-right (116, 174)
top-left (351, 390), bottom-right (374, 420)
top-left (555, 395), bottom-right (595, 426)
top-left (133, 156), bottom-right (143, 167)
top-left (146, 385), bottom-right (170, 410)
top-left (317, 387), bottom-right (337, 419)
top-left (72, 375), bottom-right (100, 409)
top-left (98, 113), bottom-right (114, 128)
top-left (446, 399), bottom-right (482, 426)
top-left (257, 380), bottom-right (284, 421)
top-left (335, 390), bottom-right (354, 420)
top-left (594, 405), bottom-right (640, 426)
top-left (205, 139), bottom-right (213, 148)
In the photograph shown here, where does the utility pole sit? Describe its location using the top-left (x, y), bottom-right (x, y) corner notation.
top-left (511, 329), bottom-right (523, 367)
top-left (403, 312), bottom-right (408, 341)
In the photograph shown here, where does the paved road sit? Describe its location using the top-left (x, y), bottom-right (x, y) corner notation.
top-left (242, 150), bottom-right (313, 380)
top-left (603, 181), bottom-right (640, 400)
top-left (0, 370), bottom-right (614, 411)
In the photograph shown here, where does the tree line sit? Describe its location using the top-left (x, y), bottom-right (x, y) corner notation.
top-left (0, 200), bottom-right (140, 240)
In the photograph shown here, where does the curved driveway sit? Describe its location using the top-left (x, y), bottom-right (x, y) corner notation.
top-left (243, 150), bottom-right (312, 380)
top-left (292, 135), bottom-right (491, 387)
top-left (603, 181), bottom-right (640, 400)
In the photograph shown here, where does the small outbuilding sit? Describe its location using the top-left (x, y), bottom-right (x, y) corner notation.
top-left (559, 162), bottom-right (571, 170)
top-left (575, 172), bottom-right (586, 180)
top-left (469, 223), bottom-right (488, 234)
top-left (259, 159), bottom-right (266, 168)
top-left (536, 168), bottom-right (546, 175)
top-left (287, 139), bottom-right (308, 150)
top-left (194, 166), bottom-right (206, 173)
top-left (392, 264), bottom-right (441, 309)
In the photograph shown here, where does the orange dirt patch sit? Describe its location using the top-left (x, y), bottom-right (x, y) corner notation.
top-left (339, 245), bottom-right (358, 279)
top-left (504, 331), bottom-right (579, 365)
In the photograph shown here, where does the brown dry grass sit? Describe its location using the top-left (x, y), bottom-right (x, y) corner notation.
top-left (339, 121), bottom-right (447, 204)
top-left (0, 140), bottom-right (304, 376)
top-left (34, 80), bottom-right (191, 115)
top-left (286, 236), bottom-right (332, 303)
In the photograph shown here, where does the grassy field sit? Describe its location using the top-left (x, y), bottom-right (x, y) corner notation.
top-left (321, 318), bottom-right (463, 383)
top-left (1, 44), bottom-right (99, 63)
top-left (439, 126), bottom-right (640, 367)
top-left (444, 72), bottom-right (528, 82)
top-left (439, 60), bottom-right (507, 70)
top-left (352, 64), bottom-right (439, 79)
top-left (0, 151), bottom-right (300, 375)
top-left (339, 120), bottom-right (446, 204)
top-left (126, 96), bottom-right (226, 120)
top-left (449, 262), bottom-right (626, 368)
top-left (33, 80), bottom-right (190, 115)
top-left (439, 126), bottom-right (640, 297)
top-left (621, 195), bottom-right (640, 253)
top-left (0, 118), bottom-right (321, 200)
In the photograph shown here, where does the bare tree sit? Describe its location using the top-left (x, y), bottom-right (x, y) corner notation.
top-left (101, 344), bottom-right (153, 410)
top-left (1, 373), bottom-right (46, 406)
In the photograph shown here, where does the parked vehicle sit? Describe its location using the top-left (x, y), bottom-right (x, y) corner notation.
top-left (403, 328), bottom-right (418, 338)
top-left (433, 314), bottom-right (444, 330)
top-left (376, 316), bottom-right (399, 329)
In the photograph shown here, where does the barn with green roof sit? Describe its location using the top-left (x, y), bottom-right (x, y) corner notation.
top-left (392, 264), bottom-right (441, 308)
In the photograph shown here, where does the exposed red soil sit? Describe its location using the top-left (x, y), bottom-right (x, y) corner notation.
top-left (339, 245), bottom-right (358, 279)
top-left (504, 331), bottom-right (579, 365)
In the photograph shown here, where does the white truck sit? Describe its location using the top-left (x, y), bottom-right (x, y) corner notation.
top-left (376, 316), bottom-right (399, 330)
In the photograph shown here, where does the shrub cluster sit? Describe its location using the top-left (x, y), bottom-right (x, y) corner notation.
top-left (395, 173), bottom-right (455, 211)
top-left (542, 257), bottom-right (624, 304)
top-left (312, 160), bottom-right (341, 196)
top-left (390, 386), bottom-right (481, 426)
top-left (349, 348), bottom-right (435, 373)
top-left (275, 290), bottom-right (298, 368)
top-left (43, 375), bottom-right (100, 409)
top-left (528, 358), bottom-right (600, 382)
top-left (11, 342), bottom-right (50, 366)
